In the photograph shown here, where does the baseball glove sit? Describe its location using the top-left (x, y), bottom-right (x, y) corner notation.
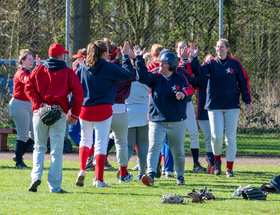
top-left (202, 190), bottom-right (215, 200)
top-left (161, 194), bottom-right (185, 204)
top-left (242, 187), bottom-right (266, 200)
top-left (195, 187), bottom-right (215, 200)
top-left (186, 191), bottom-right (203, 203)
top-left (38, 105), bottom-right (63, 126)
top-left (260, 183), bottom-right (279, 194)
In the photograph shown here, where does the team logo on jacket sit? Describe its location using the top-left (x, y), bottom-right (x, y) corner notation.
top-left (226, 67), bottom-right (234, 74)
top-left (171, 85), bottom-right (181, 91)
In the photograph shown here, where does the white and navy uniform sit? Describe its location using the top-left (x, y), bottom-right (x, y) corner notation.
top-left (135, 55), bottom-right (194, 179)
top-left (191, 56), bottom-right (251, 162)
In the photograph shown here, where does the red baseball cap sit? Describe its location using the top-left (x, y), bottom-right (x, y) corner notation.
top-left (72, 51), bottom-right (86, 59)
top-left (48, 43), bottom-right (69, 57)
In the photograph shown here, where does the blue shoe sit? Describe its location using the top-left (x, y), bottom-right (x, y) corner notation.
top-left (177, 176), bottom-right (185, 186)
top-left (137, 174), bottom-right (143, 180)
top-left (119, 173), bottom-right (133, 183)
top-left (269, 176), bottom-right (280, 190)
top-left (141, 175), bottom-right (154, 187)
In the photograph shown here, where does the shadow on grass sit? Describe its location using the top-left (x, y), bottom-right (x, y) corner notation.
top-left (0, 165), bottom-right (32, 170)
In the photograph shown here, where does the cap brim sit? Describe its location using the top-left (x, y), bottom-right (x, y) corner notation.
top-left (72, 54), bottom-right (79, 58)
top-left (64, 50), bottom-right (69, 55)
top-left (158, 59), bottom-right (168, 64)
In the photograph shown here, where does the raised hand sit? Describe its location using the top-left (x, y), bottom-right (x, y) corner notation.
top-left (120, 41), bottom-right (130, 55)
top-left (189, 43), bottom-right (198, 57)
top-left (174, 91), bottom-right (185, 100)
top-left (128, 49), bottom-right (136, 59)
top-left (245, 104), bottom-right (251, 114)
top-left (72, 59), bottom-right (79, 70)
top-left (133, 45), bottom-right (146, 56)
top-left (36, 54), bottom-right (41, 66)
top-left (181, 47), bottom-right (191, 59)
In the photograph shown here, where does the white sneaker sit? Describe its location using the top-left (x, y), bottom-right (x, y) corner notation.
top-left (76, 170), bottom-right (86, 187)
top-left (132, 164), bottom-right (138, 171)
top-left (96, 180), bottom-right (111, 188)
top-left (119, 173), bottom-right (133, 183)
top-left (233, 185), bottom-right (252, 197)
top-left (93, 177), bottom-right (97, 186)
top-left (165, 171), bottom-right (174, 178)
top-left (162, 167), bottom-right (165, 175)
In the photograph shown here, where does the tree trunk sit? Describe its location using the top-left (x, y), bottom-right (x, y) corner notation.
top-left (69, 0), bottom-right (91, 67)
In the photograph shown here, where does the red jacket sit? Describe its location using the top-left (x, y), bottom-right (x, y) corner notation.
top-left (25, 64), bottom-right (84, 117)
top-left (12, 68), bottom-right (30, 101)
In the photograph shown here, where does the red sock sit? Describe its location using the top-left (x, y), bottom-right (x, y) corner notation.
top-left (161, 155), bottom-right (165, 167)
top-left (88, 145), bottom-right (95, 157)
top-left (214, 155), bottom-right (221, 162)
top-left (135, 145), bottom-right (138, 153)
top-left (226, 161), bottom-right (234, 170)
top-left (95, 154), bottom-right (106, 182)
top-left (79, 146), bottom-right (90, 171)
top-left (120, 166), bottom-right (127, 177)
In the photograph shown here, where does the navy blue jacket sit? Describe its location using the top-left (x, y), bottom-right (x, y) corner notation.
top-left (191, 56), bottom-right (251, 110)
top-left (191, 76), bottom-right (209, 120)
top-left (76, 55), bottom-right (134, 106)
top-left (135, 55), bottom-right (193, 122)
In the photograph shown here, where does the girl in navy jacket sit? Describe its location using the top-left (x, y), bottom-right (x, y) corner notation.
top-left (134, 46), bottom-right (194, 186)
top-left (75, 40), bottom-right (134, 188)
top-left (190, 38), bottom-right (252, 177)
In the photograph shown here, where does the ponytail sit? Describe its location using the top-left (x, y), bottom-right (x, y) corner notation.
top-left (86, 40), bottom-right (108, 67)
top-left (103, 38), bottom-right (118, 60)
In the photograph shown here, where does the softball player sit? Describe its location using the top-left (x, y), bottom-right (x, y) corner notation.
top-left (134, 47), bottom-right (194, 186)
top-left (75, 40), bottom-right (134, 188)
top-left (9, 49), bottom-right (40, 168)
top-left (26, 43), bottom-right (84, 193)
top-left (146, 44), bottom-right (163, 71)
top-left (103, 38), bottom-right (135, 183)
top-left (190, 38), bottom-right (252, 177)
top-left (176, 41), bottom-right (206, 172)
top-left (126, 52), bottom-right (151, 180)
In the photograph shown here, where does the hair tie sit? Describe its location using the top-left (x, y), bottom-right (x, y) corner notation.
top-left (109, 47), bottom-right (120, 56)
top-left (151, 51), bottom-right (159, 57)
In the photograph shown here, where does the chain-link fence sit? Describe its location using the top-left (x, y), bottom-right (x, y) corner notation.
top-left (1, 0), bottom-right (279, 151)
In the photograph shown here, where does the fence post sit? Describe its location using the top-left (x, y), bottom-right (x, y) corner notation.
top-left (219, 0), bottom-right (223, 39)
top-left (65, 0), bottom-right (70, 66)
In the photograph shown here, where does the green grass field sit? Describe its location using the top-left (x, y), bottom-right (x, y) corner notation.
top-left (6, 133), bottom-right (280, 156)
top-left (0, 160), bottom-right (279, 214)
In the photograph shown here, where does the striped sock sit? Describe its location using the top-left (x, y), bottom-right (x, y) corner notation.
top-left (161, 155), bottom-right (165, 167)
top-left (79, 146), bottom-right (89, 171)
top-left (120, 166), bottom-right (127, 177)
top-left (191, 148), bottom-right (199, 164)
top-left (89, 145), bottom-right (95, 157)
top-left (214, 154), bottom-right (221, 162)
top-left (95, 154), bottom-right (106, 182)
top-left (226, 161), bottom-right (234, 170)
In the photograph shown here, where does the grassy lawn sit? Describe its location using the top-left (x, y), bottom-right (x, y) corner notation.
top-left (6, 133), bottom-right (280, 156)
top-left (184, 133), bottom-right (280, 156)
top-left (0, 160), bottom-right (279, 214)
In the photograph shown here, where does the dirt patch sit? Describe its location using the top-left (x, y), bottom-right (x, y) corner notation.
top-left (1, 152), bottom-right (279, 165)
